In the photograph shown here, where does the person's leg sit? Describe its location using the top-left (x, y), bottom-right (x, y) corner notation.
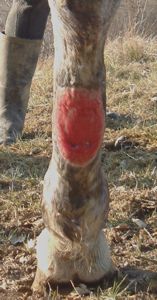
top-left (5, 0), bottom-right (50, 39)
top-left (0, 0), bottom-right (50, 144)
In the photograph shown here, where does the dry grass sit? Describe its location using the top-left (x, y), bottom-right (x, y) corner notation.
top-left (1, 0), bottom-right (157, 56)
top-left (0, 34), bottom-right (157, 299)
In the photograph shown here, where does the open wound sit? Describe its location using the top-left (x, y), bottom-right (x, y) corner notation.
top-left (56, 88), bottom-right (104, 165)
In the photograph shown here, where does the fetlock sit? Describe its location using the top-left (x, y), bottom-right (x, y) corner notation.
top-left (0, 32), bottom-right (42, 144)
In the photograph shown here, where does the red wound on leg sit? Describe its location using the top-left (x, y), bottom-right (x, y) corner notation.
top-left (55, 88), bottom-right (104, 165)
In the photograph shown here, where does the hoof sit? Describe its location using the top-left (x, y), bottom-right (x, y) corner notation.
top-left (32, 267), bottom-right (47, 294)
top-left (34, 228), bottom-right (114, 288)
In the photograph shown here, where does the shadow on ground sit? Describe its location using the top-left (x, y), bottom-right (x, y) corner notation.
top-left (106, 112), bottom-right (157, 131)
top-left (120, 266), bottom-right (157, 294)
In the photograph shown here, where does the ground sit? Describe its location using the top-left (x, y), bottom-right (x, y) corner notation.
top-left (0, 34), bottom-right (157, 299)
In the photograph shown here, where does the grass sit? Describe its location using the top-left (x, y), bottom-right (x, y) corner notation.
top-left (0, 34), bottom-right (157, 299)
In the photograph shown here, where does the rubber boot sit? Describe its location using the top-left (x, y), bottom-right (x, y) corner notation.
top-left (0, 32), bottom-right (42, 144)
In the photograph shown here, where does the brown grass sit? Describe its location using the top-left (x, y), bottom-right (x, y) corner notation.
top-left (0, 34), bottom-right (157, 299)
top-left (1, 0), bottom-right (157, 56)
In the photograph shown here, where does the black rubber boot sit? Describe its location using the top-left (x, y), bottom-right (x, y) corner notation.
top-left (0, 32), bottom-right (42, 144)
